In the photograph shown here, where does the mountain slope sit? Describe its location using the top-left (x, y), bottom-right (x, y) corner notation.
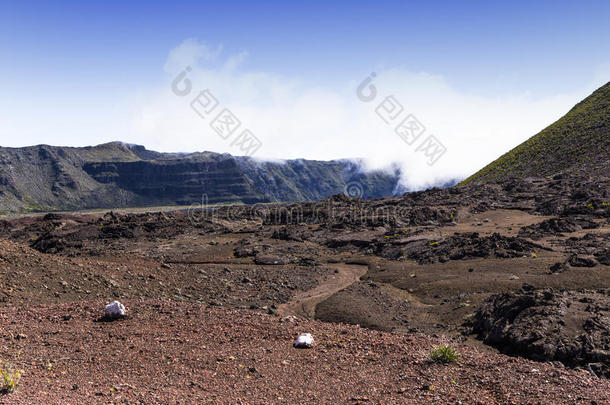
top-left (0, 142), bottom-right (401, 213)
top-left (235, 157), bottom-right (400, 202)
top-left (0, 143), bottom-right (142, 212)
top-left (461, 82), bottom-right (610, 185)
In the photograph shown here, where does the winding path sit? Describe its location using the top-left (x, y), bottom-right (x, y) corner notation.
top-left (276, 263), bottom-right (368, 318)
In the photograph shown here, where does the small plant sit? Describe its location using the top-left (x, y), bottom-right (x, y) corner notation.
top-left (428, 345), bottom-right (459, 364)
top-left (0, 362), bottom-right (22, 394)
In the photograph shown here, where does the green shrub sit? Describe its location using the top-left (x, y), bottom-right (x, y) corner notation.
top-left (428, 345), bottom-right (459, 364)
top-left (0, 362), bottom-right (22, 394)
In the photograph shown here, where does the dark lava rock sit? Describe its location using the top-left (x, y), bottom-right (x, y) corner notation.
top-left (271, 225), bottom-right (311, 242)
top-left (470, 287), bottom-right (610, 377)
top-left (568, 255), bottom-right (598, 267)
top-left (596, 249), bottom-right (610, 266)
top-left (405, 232), bottom-right (544, 264)
top-left (549, 262), bottom-right (569, 274)
top-left (234, 246), bottom-right (258, 258)
top-left (518, 216), bottom-right (600, 240)
top-left (27, 211), bottom-right (185, 255)
top-left (296, 257), bottom-right (319, 267)
top-left (565, 233), bottom-right (610, 258)
top-left (324, 230), bottom-right (548, 263)
top-left (254, 254), bottom-right (289, 265)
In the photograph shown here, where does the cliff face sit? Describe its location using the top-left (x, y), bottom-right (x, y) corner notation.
top-left (83, 157), bottom-right (266, 205)
top-left (0, 142), bottom-right (401, 213)
top-left (234, 157), bottom-right (401, 202)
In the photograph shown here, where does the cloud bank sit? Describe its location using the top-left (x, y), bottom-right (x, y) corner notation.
top-left (129, 39), bottom-right (607, 189)
top-left (2, 39), bottom-right (608, 190)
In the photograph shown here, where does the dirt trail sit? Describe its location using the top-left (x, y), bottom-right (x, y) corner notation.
top-left (276, 263), bottom-right (368, 318)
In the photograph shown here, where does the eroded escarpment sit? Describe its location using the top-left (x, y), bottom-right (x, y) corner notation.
top-left (0, 142), bottom-right (402, 213)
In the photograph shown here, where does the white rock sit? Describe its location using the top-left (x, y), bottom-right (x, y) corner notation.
top-left (105, 300), bottom-right (126, 319)
top-left (293, 333), bottom-right (314, 348)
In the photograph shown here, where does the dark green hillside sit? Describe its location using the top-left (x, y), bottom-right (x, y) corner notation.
top-left (461, 82), bottom-right (610, 185)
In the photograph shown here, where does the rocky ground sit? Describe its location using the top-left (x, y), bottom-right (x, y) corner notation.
top-left (0, 172), bottom-right (608, 403)
top-left (470, 286), bottom-right (609, 377)
top-left (1, 301), bottom-right (608, 404)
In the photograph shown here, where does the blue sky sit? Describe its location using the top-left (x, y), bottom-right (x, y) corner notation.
top-left (2, 1), bottom-right (608, 94)
top-left (0, 1), bottom-right (609, 186)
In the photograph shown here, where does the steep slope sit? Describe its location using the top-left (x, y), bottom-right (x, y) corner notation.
top-left (0, 142), bottom-right (401, 213)
top-left (0, 143), bottom-right (141, 212)
top-left (83, 153), bottom-right (266, 205)
top-left (461, 82), bottom-right (610, 185)
top-left (235, 157), bottom-right (401, 201)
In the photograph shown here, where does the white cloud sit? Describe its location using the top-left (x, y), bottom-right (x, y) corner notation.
top-left (163, 39), bottom-right (223, 73)
top-left (128, 39), bottom-right (605, 189)
top-left (1, 39), bottom-right (607, 191)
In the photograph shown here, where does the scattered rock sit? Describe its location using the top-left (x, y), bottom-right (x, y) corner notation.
top-left (254, 254), bottom-right (289, 265)
top-left (293, 333), bottom-right (314, 348)
top-left (519, 216), bottom-right (599, 240)
top-left (104, 300), bottom-right (126, 320)
top-left (549, 262), bottom-right (569, 273)
top-left (596, 249), bottom-right (610, 265)
top-left (568, 255), bottom-right (597, 267)
top-left (403, 233), bottom-right (545, 264)
top-left (281, 315), bottom-right (298, 323)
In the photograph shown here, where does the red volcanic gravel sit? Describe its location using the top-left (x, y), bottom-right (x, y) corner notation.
top-left (0, 300), bottom-right (607, 404)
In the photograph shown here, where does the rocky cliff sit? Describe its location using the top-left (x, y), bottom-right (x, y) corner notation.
top-left (0, 142), bottom-right (401, 213)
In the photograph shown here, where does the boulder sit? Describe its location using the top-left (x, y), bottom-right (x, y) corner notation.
top-left (104, 301), bottom-right (126, 320)
top-left (293, 333), bottom-right (314, 348)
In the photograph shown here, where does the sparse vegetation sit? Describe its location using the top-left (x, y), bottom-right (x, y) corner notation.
top-left (0, 362), bottom-right (22, 394)
top-left (429, 345), bottom-right (459, 364)
top-left (460, 82), bottom-right (609, 185)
